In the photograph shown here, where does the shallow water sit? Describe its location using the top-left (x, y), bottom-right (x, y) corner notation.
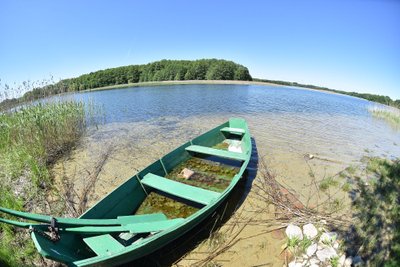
top-left (53, 84), bottom-right (400, 197)
top-left (50, 84), bottom-right (400, 266)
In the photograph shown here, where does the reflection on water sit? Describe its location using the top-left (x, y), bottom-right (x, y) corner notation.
top-left (50, 84), bottom-right (400, 266)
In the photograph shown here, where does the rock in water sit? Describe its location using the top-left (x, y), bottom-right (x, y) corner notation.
top-left (180, 168), bottom-right (194, 179)
top-left (285, 224), bottom-right (303, 240)
top-left (303, 223), bottom-right (318, 239)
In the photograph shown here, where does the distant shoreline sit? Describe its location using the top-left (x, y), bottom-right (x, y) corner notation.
top-left (81, 80), bottom-right (400, 108)
top-left (81, 79), bottom-right (338, 95)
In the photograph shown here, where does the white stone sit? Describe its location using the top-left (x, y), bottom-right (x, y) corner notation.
top-left (309, 264), bottom-right (319, 267)
top-left (333, 241), bottom-right (340, 249)
top-left (285, 224), bottom-right (303, 240)
top-left (316, 247), bottom-right (337, 262)
top-left (309, 258), bottom-right (320, 265)
top-left (338, 254), bottom-right (346, 266)
top-left (288, 261), bottom-right (302, 267)
top-left (306, 243), bottom-right (318, 257)
top-left (344, 257), bottom-right (353, 267)
top-left (319, 232), bottom-right (337, 244)
top-left (179, 168), bottom-right (194, 179)
top-left (303, 223), bottom-right (318, 239)
top-left (317, 243), bottom-right (329, 250)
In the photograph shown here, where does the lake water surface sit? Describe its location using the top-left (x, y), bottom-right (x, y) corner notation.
top-left (52, 83), bottom-right (400, 266)
top-left (54, 83), bottom-right (400, 201)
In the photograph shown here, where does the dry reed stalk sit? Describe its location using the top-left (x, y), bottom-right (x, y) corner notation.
top-left (182, 158), bottom-right (352, 266)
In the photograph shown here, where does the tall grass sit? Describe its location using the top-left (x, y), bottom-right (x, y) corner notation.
top-left (369, 106), bottom-right (400, 130)
top-left (0, 100), bottom-right (95, 266)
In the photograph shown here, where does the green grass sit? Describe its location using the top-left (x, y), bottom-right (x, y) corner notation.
top-left (0, 100), bottom-right (97, 266)
top-left (369, 106), bottom-right (400, 130)
top-left (286, 236), bottom-right (313, 256)
top-left (351, 157), bottom-right (400, 266)
top-left (319, 176), bottom-right (339, 191)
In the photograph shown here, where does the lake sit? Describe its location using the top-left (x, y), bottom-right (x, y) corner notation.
top-left (51, 83), bottom-right (400, 266)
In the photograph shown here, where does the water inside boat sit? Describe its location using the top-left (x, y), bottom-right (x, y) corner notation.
top-left (134, 135), bottom-right (244, 220)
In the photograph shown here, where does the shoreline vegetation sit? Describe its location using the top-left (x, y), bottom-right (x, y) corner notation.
top-left (1, 59), bottom-right (399, 111)
top-left (369, 106), bottom-right (400, 130)
top-left (0, 101), bottom-right (100, 266)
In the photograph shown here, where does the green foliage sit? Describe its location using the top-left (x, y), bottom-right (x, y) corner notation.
top-left (319, 176), bottom-right (339, 191)
top-left (287, 236), bottom-right (312, 256)
top-left (330, 256), bottom-right (339, 267)
top-left (19, 59), bottom-right (252, 102)
top-left (353, 158), bottom-right (400, 266)
top-left (341, 182), bottom-right (351, 192)
top-left (369, 107), bottom-right (400, 130)
top-left (253, 78), bottom-right (400, 108)
top-left (0, 101), bottom-right (96, 266)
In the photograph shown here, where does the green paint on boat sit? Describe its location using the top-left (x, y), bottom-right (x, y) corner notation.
top-left (1, 118), bottom-right (252, 266)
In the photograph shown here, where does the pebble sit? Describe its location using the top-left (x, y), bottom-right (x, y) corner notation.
top-left (319, 232), bottom-right (337, 244)
top-left (303, 223), bottom-right (318, 239)
top-left (316, 247), bottom-right (337, 262)
top-left (306, 243), bottom-right (318, 257)
top-left (309, 258), bottom-right (320, 265)
top-left (344, 256), bottom-right (353, 267)
top-left (333, 241), bottom-right (340, 249)
top-left (339, 254), bottom-right (346, 266)
top-left (285, 224), bottom-right (303, 240)
top-left (284, 223), bottom-right (354, 267)
top-left (288, 261), bottom-right (302, 267)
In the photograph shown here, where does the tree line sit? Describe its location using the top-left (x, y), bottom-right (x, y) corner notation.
top-left (253, 78), bottom-right (400, 108)
top-left (22, 59), bottom-right (252, 101)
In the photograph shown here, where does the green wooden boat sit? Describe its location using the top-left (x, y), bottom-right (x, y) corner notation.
top-left (0, 118), bottom-right (251, 266)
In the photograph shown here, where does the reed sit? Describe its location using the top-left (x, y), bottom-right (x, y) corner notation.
top-left (369, 106), bottom-right (400, 130)
top-left (0, 100), bottom-right (97, 266)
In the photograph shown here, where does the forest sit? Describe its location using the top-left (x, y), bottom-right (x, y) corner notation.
top-left (1, 59), bottom-right (399, 110)
top-left (253, 78), bottom-right (400, 108)
top-left (22, 59), bottom-right (252, 101)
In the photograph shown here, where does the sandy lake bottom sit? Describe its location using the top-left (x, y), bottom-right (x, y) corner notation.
top-left (49, 109), bottom-right (400, 266)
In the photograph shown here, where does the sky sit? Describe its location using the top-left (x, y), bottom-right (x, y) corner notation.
top-left (0, 0), bottom-right (399, 100)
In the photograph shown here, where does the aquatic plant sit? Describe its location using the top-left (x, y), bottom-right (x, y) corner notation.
top-left (369, 106), bottom-right (400, 130)
top-left (319, 176), bottom-right (339, 191)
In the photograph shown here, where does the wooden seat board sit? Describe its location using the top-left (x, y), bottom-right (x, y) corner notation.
top-left (141, 173), bottom-right (220, 205)
top-left (220, 127), bottom-right (245, 135)
top-left (185, 145), bottom-right (247, 161)
top-left (83, 234), bottom-right (124, 256)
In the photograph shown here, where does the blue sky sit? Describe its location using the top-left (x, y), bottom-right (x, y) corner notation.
top-left (0, 0), bottom-right (399, 99)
